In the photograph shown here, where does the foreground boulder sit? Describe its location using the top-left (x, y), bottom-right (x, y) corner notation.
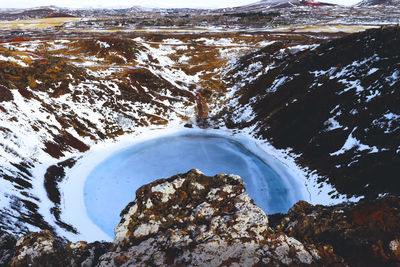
top-left (8, 230), bottom-right (111, 267)
top-left (97, 169), bottom-right (340, 266)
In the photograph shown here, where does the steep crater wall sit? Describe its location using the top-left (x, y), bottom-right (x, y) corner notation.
top-left (216, 26), bottom-right (400, 199)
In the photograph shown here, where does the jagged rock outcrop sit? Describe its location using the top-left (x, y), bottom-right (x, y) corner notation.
top-left (269, 196), bottom-right (400, 266)
top-left (98, 169), bottom-right (339, 266)
top-left (5, 229), bottom-right (110, 267)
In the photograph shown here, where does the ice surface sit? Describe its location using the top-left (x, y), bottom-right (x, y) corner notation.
top-left (84, 134), bottom-right (304, 237)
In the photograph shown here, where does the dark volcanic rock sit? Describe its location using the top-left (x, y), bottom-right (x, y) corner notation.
top-left (0, 85), bottom-right (13, 102)
top-left (0, 230), bottom-right (17, 266)
top-left (219, 26), bottom-right (400, 199)
top-left (269, 196), bottom-right (400, 266)
top-left (9, 230), bottom-right (111, 267)
top-left (44, 158), bottom-right (78, 234)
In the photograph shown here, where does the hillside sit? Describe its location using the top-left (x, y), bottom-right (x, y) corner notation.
top-left (0, 32), bottom-right (325, 239)
top-left (216, 26), bottom-right (400, 199)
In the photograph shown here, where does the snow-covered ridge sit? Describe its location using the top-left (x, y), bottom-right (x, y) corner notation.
top-left (0, 34), bottom-right (272, 239)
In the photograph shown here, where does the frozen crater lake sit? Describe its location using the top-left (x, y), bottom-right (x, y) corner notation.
top-left (84, 133), bottom-right (306, 238)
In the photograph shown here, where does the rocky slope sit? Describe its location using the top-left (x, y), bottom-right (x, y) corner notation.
top-left (1, 170), bottom-right (399, 266)
top-left (0, 37), bottom-right (194, 237)
top-left (270, 196), bottom-right (400, 266)
top-left (215, 26), bottom-right (400, 199)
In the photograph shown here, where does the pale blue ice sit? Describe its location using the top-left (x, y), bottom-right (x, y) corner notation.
top-left (84, 134), bottom-right (300, 238)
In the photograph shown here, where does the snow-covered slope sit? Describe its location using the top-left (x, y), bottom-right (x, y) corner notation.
top-left (0, 35), bottom-right (270, 239)
top-left (216, 26), bottom-right (400, 199)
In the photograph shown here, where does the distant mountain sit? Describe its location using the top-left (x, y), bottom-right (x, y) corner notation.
top-left (0, 6), bottom-right (148, 20)
top-left (0, 7), bottom-right (75, 20)
top-left (357, 0), bottom-right (400, 6)
top-left (215, 0), bottom-right (334, 13)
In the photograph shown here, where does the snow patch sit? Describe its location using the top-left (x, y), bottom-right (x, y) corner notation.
top-left (330, 128), bottom-right (379, 156)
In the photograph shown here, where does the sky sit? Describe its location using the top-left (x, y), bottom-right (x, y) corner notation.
top-left (0, 0), bottom-right (360, 9)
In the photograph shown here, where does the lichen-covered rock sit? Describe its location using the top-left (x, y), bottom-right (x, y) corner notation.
top-left (9, 230), bottom-right (111, 267)
top-left (97, 169), bottom-right (339, 266)
top-left (64, 241), bottom-right (112, 267)
top-left (11, 230), bottom-right (56, 267)
top-left (0, 230), bottom-right (17, 266)
top-left (269, 196), bottom-right (400, 266)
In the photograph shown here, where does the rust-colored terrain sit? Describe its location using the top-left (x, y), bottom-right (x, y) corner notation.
top-left (0, 5), bottom-right (399, 265)
top-left (0, 29), bottom-right (336, 237)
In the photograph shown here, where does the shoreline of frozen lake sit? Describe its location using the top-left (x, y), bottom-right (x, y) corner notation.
top-left (83, 133), bottom-right (307, 238)
top-left (57, 126), bottom-right (352, 242)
